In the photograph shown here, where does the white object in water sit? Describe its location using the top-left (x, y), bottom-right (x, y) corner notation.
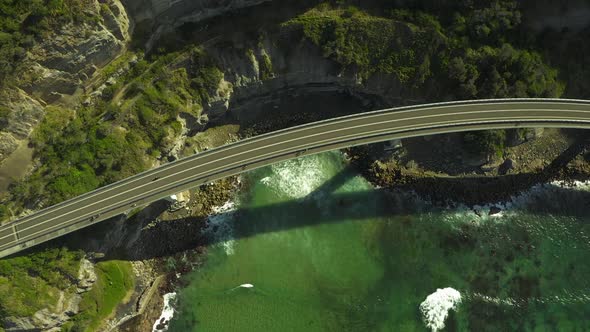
top-left (152, 292), bottom-right (176, 332)
top-left (419, 287), bottom-right (462, 332)
top-left (227, 283), bottom-right (255, 292)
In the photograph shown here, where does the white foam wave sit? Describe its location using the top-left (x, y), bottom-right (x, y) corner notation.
top-left (260, 176), bottom-right (271, 186)
top-left (268, 155), bottom-right (328, 199)
top-left (228, 283), bottom-right (255, 292)
top-left (152, 292), bottom-right (176, 332)
top-left (419, 288), bottom-right (462, 332)
top-left (507, 180), bottom-right (590, 212)
top-left (203, 200), bottom-right (237, 255)
top-left (468, 289), bottom-right (590, 308)
top-left (467, 292), bottom-right (518, 307)
top-left (441, 180), bottom-right (590, 227)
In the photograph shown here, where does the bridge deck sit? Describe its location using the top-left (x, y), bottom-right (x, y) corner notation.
top-left (1, 99), bottom-right (590, 258)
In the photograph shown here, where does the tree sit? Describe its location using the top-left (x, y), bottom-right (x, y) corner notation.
top-left (464, 129), bottom-right (506, 160)
top-left (448, 57), bottom-right (468, 81)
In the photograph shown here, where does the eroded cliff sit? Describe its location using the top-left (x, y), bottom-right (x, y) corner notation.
top-left (0, 0), bottom-right (131, 164)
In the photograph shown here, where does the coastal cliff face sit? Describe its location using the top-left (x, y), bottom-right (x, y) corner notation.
top-left (20, 0), bottom-right (130, 103)
top-left (0, 90), bottom-right (44, 161)
top-left (191, 34), bottom-right (417, 124)
top-left (0, 0), bottom-right (278, 164)
top-left (3, 258), bottom-right (97, 332)
top-left (121, 0), bottom-right (272, 50)
top-left (0, 0), bottom-right (131, 164)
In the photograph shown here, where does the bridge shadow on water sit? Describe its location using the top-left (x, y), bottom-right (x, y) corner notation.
top-left (5, 161), bottom-right (590, 261)
top-left (124, 137), bottom-right (589, 259)
top-left (112, 163), bottom-right (590, 260)
top-left (205, 176), bottom-right (590, 247)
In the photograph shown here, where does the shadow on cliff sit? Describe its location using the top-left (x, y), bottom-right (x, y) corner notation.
top-left (153, 0), bottom-right (321, 53)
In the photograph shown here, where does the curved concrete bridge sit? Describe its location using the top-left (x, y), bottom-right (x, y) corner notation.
top-left (1, 98), bottom-right (590, 258)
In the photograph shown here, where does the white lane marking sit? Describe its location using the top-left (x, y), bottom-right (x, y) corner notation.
top-left (10, 110), bottom-right (590, 239)
top-left (1, 101), bottom-right (589, 230)
top-left (9, 120), bottom-right (590, 245)
top-left (9, 112), bottom-right (590, 243)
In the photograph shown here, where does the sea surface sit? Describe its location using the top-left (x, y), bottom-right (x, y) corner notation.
top-left (166, 151), bottom-right (590, 331)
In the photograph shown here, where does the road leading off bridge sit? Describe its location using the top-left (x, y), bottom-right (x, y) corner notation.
top-left (1, 98), bottom-right (590, 258)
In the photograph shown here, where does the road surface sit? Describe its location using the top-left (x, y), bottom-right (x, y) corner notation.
top-left (1, 99), bottom-right (590, 258)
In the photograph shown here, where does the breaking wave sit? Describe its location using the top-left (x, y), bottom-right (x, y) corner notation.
top-left (152, 292), bottom-right (177, 332)
top-left (468, 289), bottom-right (590, 308)
top-left (419, 288), bottom-right (462, 332)
top-left (442, 180), bottom-right (590, 227)
top-left (267, 154), bottom-right (334, 199)
top-left (202, 200), bottom-right (237, 255)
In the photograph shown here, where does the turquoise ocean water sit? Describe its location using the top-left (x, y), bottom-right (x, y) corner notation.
top-left (168, 151), bottom-right (590, 331)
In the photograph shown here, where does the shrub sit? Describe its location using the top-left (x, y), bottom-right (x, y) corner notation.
top-left (0, 247), bottom-right (83, 317)
top-left (282, 5), bottom-right (443, 83)
top-left (464, 130), bottom-right (506, 159)
top-left (71, 261), bottom-right (134, 331)
top-left (0, 106), bottom-right (10, 130)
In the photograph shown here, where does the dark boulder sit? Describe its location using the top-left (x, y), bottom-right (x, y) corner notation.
top-left (489, 206), bottom-right (502, 215)
top-left (498, 158), bottom-right (515, 175)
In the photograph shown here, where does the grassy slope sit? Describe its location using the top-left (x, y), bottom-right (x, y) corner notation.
top-left (66, 261), bottom-right (135, 332)
top-left (0, 248), bottom-right (83, 319)
top-left (0, 48), bottom-right (222, 328)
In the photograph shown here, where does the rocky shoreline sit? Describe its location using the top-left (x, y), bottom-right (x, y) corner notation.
top-left (120, 121), bottom-right (589, 332)
top-left (109, 176), bottom-right (241, 332)
top-left (345, 134), bottom-right (590, 207)
top-left (3, 91), bottom-right (588, 331)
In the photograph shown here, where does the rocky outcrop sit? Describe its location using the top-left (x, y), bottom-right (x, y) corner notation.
top-left (0, 0), bottom-right (130, 164)
top-left (3, 258), bottom-right (97, 332)
top-left (0, 89), bottom-right (44, 162)
top-left (19, 0), bottom-right (131, 103)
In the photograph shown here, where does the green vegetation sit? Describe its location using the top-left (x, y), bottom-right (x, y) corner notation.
top-left (283, 2), bottom-right (563, 157)
top-left (4, 48), bottom-right (222, 214)
top-left (67, 260), bottom-right (134, 332)
top-left (446, 44), bottom-right (563, 99)
top-left (0, 205), bottom-right (9, 220)
top-left (10, 104), bottom-right (148, 207)
top-left (97, 51), bottom-right (139, 82)
top-left (0, 248), bottom-right (83, 319)
top-left (282, 5), bottom-right (442, 83)
top-left (0, 0), bottom-right (96, 86)
top-left (464, 129), bottom-right (506, 159)
top-left (0, 106), bottom-right (9, 130)
top-left (259, 52), bottom-right (274, 80)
